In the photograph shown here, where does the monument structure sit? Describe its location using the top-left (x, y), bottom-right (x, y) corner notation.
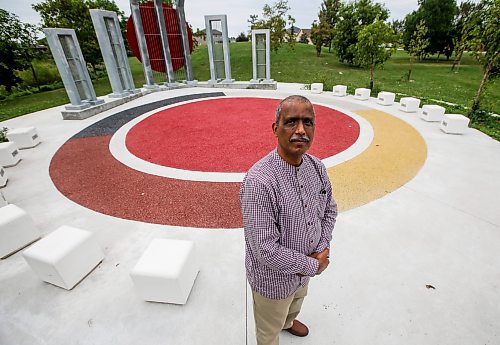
top-left (204, 15), bottom-right (234, 85)
top-left (44, 28), bottom-right (104, 115)
top-left (128, 0), bottom-right (196, 87)
top-left (251, 29), bottom-right (274, 85)
top-left (90, 9), bottom-right (141, 97)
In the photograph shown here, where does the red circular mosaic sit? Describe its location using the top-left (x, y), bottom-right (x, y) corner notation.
top-left (126, 2), bottom-right (193, 73)
top-left (125, 97), bottom-right (360, 172)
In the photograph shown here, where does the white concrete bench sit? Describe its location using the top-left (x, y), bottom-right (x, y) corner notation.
top-left (23, 226), bottom-right (104, 290)
top-left (377, 92), bottom-right (396, 106)
top-left (399, 97), bottom-right (421, 113)
top-left (0, 166), bottom-right (7, 188)
top-left (130, 239), bottom-right (199, 305)
top-left (7, 127), bottom-right (41, 149)
top-left (332, 85), bottom-right (347, 97)
top-left (440, 114), bottom-right (470, 134)
top-left (0, 142), bottom-right (21, 167)
top-left (354, 88), bottom-right (370, 100)
top-left (0, 204), bottom-right (40, 259)
top-left (310, 83), bottom-right (324, 94)
top-left (420, 105), bottom-right (445, 122)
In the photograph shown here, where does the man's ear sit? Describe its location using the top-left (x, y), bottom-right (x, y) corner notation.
top-left (272, 123), bottom-right (277, 137)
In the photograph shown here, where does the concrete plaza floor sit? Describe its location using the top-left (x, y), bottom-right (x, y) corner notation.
top-left (0, 84), bottom-right (499, 345)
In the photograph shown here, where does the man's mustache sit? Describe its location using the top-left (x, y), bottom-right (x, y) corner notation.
top-left (290, 135), bottom-right (310, 143)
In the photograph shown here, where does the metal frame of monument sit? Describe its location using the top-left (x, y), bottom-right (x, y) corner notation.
top-left (152, 0), bottom-right (176, 85)
top-left (129, 0), bottom-right (196, 87)
top-left (205, 15), bottom-right (234, 84)
top-left (176, 0), bottom-right (196, 84)
top-left (251, 29), bottom-right (273, 84)
top-left (130, 0), bottom-right (158, 88)
top-left (90, 9), bottom-right (141, 97)
top-left (44, 28), bottom-right (104, 111)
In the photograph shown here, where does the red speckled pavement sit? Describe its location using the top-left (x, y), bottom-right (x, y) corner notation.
top-left (50, 97), bottom-right (359, 227)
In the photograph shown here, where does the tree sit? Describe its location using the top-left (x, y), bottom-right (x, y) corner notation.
top-left (354, 20), bottom-right (397, 89)
top-left (250, 0), bottom-right (296, 52)
top-left (406, 20), bottom-right (430, 81)
top-left (19, 23), bottom-right (44, 90)
top-left (403, 0), bottom-right (457, 58)
top-left (33, 0), bottom-right (124, 75)
top-left (318, 0), bottom-right (341, 53)
top-left (391, 19), bottom-right (404, 36)
top-left (0, 9), bottom-right (40, 93)
top-left (248, 14), bottom-right (259, 30)
top-left (391, 19), bottom-right (404, 47)
top-left (467, 0), bottom-right (500, 117)
top-left (299, 32), bottom-right (309, 44)
top-left (402, 10), bottom-right (418, 50)
top-left (332, 0), bottom-right (389, 64)
top-left (310, 17), bottom-right (330, 56)
top-left (236, 32), bottom-right (249, 42)
top-left (451, 1), bottom-right (479, 71)
top-left (193, 28), bottom-right (206, 41)
top-left (287, 19), bottom-right (297, 50)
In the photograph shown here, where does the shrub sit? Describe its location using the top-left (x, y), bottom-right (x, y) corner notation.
top-left (0, 127), bottom-right (8, 143)
top-left (16, 59), bottom-right (61, 88)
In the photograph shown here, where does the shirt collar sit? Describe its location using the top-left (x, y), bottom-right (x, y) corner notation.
top-left (271, 149), bottom-right (308, 174)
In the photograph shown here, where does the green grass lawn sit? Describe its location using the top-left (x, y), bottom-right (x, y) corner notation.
top-left (1, 42), bottom-right (499, 139)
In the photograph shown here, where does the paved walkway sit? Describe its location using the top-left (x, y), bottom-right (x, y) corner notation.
top-left (1, 84), bottom-right (499, 345)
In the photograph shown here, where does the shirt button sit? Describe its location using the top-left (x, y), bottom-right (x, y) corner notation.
top-left (310, 240), bottom-right (313, 243)
top-left (304, 204), bottom-right (307, 208)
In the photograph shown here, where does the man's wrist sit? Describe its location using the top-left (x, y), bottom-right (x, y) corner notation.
top-left (303, 256), bottom-right (319, 277)
top-left (315, 242), bottom-right (329, 253)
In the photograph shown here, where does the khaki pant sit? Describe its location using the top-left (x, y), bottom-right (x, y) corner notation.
top-left (252, 284), bottom-right (308, 345)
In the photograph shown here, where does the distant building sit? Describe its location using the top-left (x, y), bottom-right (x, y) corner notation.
top-left (286, 27), bottom-right (313, 45)
top-left (194, 29), bottom-right (222, 46)
top-left (297, 29), bottom-right (312, 45)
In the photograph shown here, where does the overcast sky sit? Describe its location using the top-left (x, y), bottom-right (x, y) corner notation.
top-left (1, 0), bottom-right (477, 37)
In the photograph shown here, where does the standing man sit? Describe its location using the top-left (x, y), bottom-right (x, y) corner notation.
top-left (240, 95), bottom-right (337, 345)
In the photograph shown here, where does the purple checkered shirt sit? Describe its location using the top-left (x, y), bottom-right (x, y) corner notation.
top-left (240, 149), bottom-right (337, 299)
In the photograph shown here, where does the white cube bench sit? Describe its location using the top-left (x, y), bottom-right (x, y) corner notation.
top-left (130, 239), bottom-right (199, 305)
top-left (354, 88), bottom-right (370, 100)
top-left (332, 85), bottom-right (347, 97)
top-left (0, 191), bottom-right (7, 207)
top-left (0, 204), bottom-right (40, 259)
top-left (23, 226), bottom-right (104, 290)
top-left (0, 166), bottom-right (7, 187)
top-left (310, 83), bottom-right (324, 94)
top-left (0, 142), bottom-right (21, 167)
top-left (399, 97), bottom-right (421, 113)
top-left (377, 92), bottom-right (396, 106)
top-left (440, 114), bottom-right (470, 134)
top-left (6, 127), bottom-right (41, 149)
top-left (420, 105), bottom-right (445, 122)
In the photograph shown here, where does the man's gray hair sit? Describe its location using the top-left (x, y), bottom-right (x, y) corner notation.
top-left (275, 95), bottom-right (315, 125)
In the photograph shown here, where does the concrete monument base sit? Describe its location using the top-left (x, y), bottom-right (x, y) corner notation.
top-left (61, 91), bottom-right (144, 120)
top-left (196, 81), bottom-right (277, 90)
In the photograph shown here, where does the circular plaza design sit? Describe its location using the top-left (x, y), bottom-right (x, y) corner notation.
top-left (125, 97), bottom-right (359, 172)
top-left (49, 93), bottom-right (427, 228)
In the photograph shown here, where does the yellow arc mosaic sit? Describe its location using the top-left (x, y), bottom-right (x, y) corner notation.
top-left (328, 109), bottom-right (427, 212)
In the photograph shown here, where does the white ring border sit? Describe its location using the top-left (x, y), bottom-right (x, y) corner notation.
top-left (109, 96), bottom-right (374, 182)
